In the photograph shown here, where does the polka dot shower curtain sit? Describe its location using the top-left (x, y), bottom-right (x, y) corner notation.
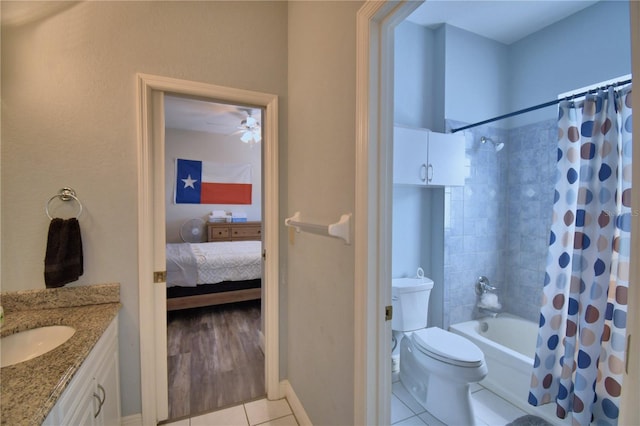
top-left (528, 84), bottom-right (632, 426)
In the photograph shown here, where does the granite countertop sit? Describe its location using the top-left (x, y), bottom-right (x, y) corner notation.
top-left (0, 284), bottom-right (121, 426)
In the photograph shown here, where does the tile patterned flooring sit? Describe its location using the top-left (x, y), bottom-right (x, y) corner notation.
top-left (164, 397), bottom-right (298, 426)
top-left (391, 373), bottom-right (540, 426)
top-left (165, 374), bottom-right (550, 426)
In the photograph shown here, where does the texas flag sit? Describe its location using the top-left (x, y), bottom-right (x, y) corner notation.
top-left (175, 159), bottom-right (252, 205)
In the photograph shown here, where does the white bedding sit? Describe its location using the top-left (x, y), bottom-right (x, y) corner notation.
top-left (166, 241), bottom-right (262, 287)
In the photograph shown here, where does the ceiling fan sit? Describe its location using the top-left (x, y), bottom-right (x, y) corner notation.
top-left (234, 112), bottom-right (262, 144)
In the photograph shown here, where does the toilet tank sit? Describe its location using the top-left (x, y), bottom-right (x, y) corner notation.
top-left (392, 276), bottom-right (434, 331)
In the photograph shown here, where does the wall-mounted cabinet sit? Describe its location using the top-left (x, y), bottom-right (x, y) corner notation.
top-left (393, 126), bottom-right (465, 187)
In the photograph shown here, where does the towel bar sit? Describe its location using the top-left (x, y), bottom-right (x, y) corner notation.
top-left (46, 187), bottom-right (83, 220)
top-left (284, 211), bottom-right (351, 245)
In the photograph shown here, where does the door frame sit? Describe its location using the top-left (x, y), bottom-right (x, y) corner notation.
top-left (354, 1), bottom-right (422, 425)
top-left (137, 73), bottom-right (279, 424)
top-left (355, 1), bottom-right (640, 425)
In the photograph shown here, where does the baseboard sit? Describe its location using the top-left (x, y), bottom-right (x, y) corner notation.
top-left (280, 380), bottom-right (312, 426)
top-left (121, 413), bottom-right (143, 426)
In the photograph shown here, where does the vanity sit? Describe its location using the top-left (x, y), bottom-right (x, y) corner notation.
top-left (0, 284), bottom-right (121, 425)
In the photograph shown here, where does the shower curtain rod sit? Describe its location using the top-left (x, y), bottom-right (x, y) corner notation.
top-left (450, 78), bottom-right (632, 133)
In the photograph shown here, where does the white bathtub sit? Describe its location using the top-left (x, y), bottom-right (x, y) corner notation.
top-left (450, 314), bottom-right (567, 425)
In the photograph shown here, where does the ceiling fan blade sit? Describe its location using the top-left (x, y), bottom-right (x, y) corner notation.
top-left (240, 131), bottom-right (253, 143)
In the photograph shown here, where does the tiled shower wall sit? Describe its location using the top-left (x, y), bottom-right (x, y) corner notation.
top-left (504, 119), bottom-right (557, 322)
top-left (443, 121), bottom-right (509, 327)
top-left (443, 119), bottom-right (557, 327)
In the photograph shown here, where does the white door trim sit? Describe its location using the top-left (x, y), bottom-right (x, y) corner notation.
top-left (136, 73), bottom-right (279, 425)
top-left (354, 1), bottom-right (422, 425)
top-left (356, 2), bottom-right (639, 426)
top-left (620, 2), bottom-right (640, 423)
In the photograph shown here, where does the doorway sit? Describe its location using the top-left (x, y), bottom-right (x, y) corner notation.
top-left (163, 96), bottom-right (266, 419)
top-left (136, 73), bottom-right (279, 425)
top-left (354, 1), bottom-right (639, 425)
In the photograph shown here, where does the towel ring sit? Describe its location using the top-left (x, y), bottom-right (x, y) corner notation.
top-left (46, 187), bottom-right (83, 220)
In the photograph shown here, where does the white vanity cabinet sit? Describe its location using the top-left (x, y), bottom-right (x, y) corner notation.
top-left (43, 316), bottom-right (120, 426)
top-left (393, 126), bottom-right (465, 186)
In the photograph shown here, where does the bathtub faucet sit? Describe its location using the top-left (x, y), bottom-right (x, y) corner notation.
top-left (475, 276), bottom-right (502, 318)
top-left (475, 276), bottom-right (497, 295)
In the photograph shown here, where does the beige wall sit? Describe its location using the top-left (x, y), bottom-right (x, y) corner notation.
top-left (1, 1), bottom-right (287, 416)
top-left (287, 1), bottom-right (362, 424)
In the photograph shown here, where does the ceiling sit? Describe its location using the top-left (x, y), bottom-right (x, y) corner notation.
top-left (407, 0), bottom-right (599, 45)
top-left (164, 96), bottom-right (262, 136)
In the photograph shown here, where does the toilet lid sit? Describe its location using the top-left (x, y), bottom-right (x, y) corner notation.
top-left (412, 327), bottom-right (485, 367)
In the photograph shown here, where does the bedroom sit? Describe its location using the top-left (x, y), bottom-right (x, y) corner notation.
top-left (163, 94), bottom-right (265, 420)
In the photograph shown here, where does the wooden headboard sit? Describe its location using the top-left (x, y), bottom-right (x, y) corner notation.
top-left (207, 221), bottom-right (262, 242)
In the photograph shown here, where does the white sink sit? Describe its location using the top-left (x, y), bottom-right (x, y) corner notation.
top-left (1, 325), bottom-right (76, 368)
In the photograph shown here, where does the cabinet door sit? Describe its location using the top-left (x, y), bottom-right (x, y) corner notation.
top-left (68, 390), bottom-right (98, 426)
top-left (43, 353), bottom-right (96, 426)
top-left (93, 325), bottom-right (120, 426)
top-left (94, 350), bottom-right (120, 425)
top-left (42, 317), bottom-right (119, 426)
top-left (393, 126), bottom-right (429, 185)
top-left (426, 131), bottom-right (466, 186)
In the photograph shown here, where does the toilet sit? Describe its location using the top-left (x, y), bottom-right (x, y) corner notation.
top-left (392, 272), bottom-right (488, 426)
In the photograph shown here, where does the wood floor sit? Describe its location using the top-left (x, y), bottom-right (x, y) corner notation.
top-left (167, 300), bottom-right (265, 420)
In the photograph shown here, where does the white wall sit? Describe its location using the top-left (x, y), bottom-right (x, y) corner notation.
top-left (394, 21), bottom-right (437, 130)
top-left (392, 20), bottom-right (509, 279)
top-left (392, 187), bottom-right (433, 278)
top-left (508, 1), bottom-right (631, 127)
top-left (165, 128), bottom-right (262, 243)
top-left (443, 24), bottom-right (509, 126)
top-left (393, 22), bottom-right (437, 280)
top-left (399, 2), bottom-right (631, 130)
top-left (1, 1), bottom-right (287, 416)
top-left (287, 1), bottom-right (362, 424)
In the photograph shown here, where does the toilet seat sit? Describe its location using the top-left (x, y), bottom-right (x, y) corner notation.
top-left (411, 327), bottom-right (484, 367)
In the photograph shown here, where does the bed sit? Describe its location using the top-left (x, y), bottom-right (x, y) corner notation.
top-left (166, 221), bottom-right (262, 311)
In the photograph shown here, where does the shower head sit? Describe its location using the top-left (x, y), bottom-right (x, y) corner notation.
top-left (481, 136), bottom-right (504, 152)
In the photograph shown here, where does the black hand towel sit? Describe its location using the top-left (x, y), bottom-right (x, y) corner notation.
top-left (44, 218), bottom-right (84, 288)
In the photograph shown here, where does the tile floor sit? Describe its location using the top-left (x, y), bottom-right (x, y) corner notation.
top-left (164, 397), bottom-right (298, 426)
top-left (391, 373), bottom-right (536, 426)
top-left (164, 378), bottom-right (548, 426)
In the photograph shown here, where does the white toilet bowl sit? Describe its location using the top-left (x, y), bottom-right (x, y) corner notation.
top-left (392, 272), bottom-right (487, 425)
top-left (399, 327), bottom-right (488, 426)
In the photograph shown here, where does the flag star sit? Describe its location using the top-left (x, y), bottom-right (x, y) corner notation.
top-left (182, 174), bottom-right (198, 189)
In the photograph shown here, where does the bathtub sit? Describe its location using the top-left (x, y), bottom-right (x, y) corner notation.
top-left (450, 314), bottom-right (567, 425)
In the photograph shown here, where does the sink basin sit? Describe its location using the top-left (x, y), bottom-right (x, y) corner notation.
top-left (1, 326), bottom-right (76, 368)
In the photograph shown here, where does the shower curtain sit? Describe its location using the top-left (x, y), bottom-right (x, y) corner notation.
top-left (529, 85), bottom-right (633, 426)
